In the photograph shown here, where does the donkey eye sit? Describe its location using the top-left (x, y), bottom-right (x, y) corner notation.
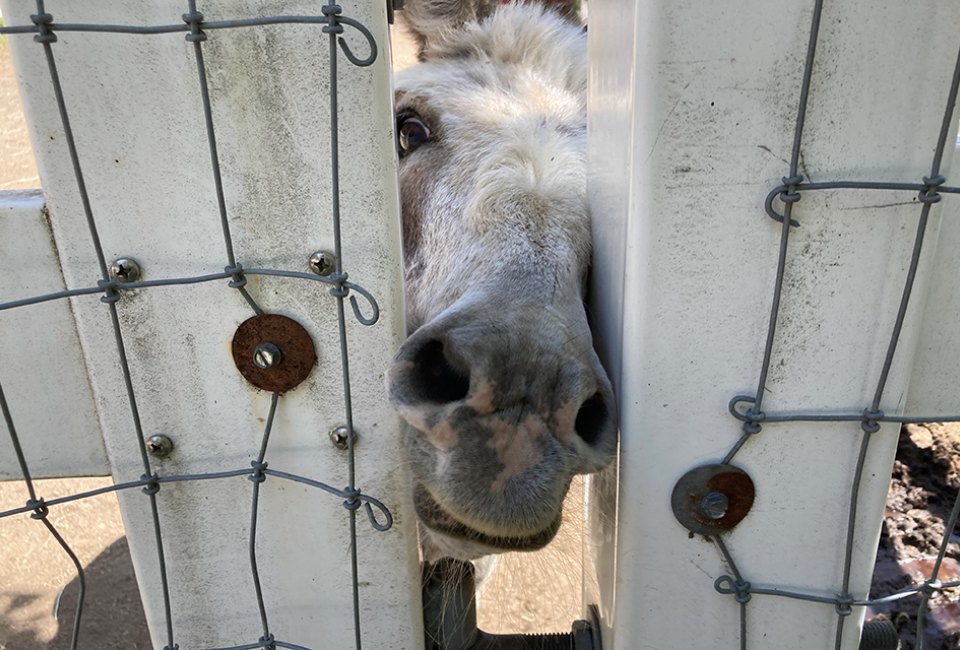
top-left (397, 115), bottom-right (431, 156)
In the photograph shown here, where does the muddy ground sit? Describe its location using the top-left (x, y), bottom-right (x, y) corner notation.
top-left (869, 423), bottom-right (960, 650)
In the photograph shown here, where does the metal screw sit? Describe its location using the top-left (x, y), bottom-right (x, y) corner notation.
top-left (308, 250), bottom-right (337, 276)
top-left (329, 425), bottom-right (357, 451)
top-left (146, 434), bottom-right (174, 459)
top-left (109, 257), bottom-right (142, 283)
top-left (253, 342), bottom-right (283, 369)
top-left (700, 491), bottom-right (729, 520)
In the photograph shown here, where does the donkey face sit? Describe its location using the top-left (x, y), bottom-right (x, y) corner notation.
top-left (387, 1), bottom-right (616, 561)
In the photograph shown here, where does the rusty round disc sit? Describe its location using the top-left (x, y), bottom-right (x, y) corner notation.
top-left (232, 314), bottom-right (316, 393)
top-left (671, 464), bottom-right (755, 535)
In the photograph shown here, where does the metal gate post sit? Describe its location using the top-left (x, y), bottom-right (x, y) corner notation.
top-left (586, 0), bottom-right (960, 648)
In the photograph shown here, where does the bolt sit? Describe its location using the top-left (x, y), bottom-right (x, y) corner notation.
top-left (146, 434), bottom-right (174, 459)
top-left (329, 425), bottom-right (357, 451)
top-left (700, 491), bottom-right (729, 520)
top-left (109, 258), bottom-right (142, 283)
top-left (253, 342), bottom-right (283, 369)
top-left (308, 250), bottom-right (337, 276)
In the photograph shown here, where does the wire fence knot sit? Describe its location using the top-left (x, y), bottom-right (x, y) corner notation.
top-left (182, 11), bottom-right (207, 42)
top-left (733, 580), bottom-right (752, 604)
top-left (920, 579), bottom-right (943, 597)
top-left (258, 633), bottom-right (276, 649)
top-left (342, 486), bottom-right (361, 511)
top-left (713, 576), bottom-right (753, 605)
top-left (860, 409), bottom-right (883, 434)
top-left (249, 460), bottom-right (269, 484)
top-left (26, 498), bottom-right (49, 520)
top-left (742, 421), bottom-right (762, 435)
top-left (714, 575), bottom-right (752, 603)
top-left (321, 4), bottom-right (344, 34)
top-left (918, 174), bottom-right (946, 203)
top-left (97, 278), bottom-right (122, 304)
top-left (779, 174), bottom-right (804, 204)
top-left (141, 473), bottom-right (161, 495)
top-left (30, 13), bottom-right (57, 44)
top-left (329, 271), bottom-right (349, 298)
top-left (743, 407), bottom-right (765, 436)
top-left (225, 264), bottom-right (248, 289)
top-left (834, 593), bottom-right (854, 617)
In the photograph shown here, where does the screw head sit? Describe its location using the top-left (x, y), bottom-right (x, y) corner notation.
top-left (308, 250), bottom-right (337, 276)
top-left (700, 491), bottom-right (729, 520)
top-left (146, 434), bottom-right (174, 459)
top-left (110, 258), bottom-right (142, 283)
top-left (329, 425), bottom-right (356, 451)
top-left (253, 342), bottom-right (282, 369)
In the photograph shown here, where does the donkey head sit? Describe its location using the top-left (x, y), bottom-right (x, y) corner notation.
top-left (387, 0), bottom-right (616, 561)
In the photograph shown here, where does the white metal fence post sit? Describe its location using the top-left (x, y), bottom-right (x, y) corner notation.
top-left (586, 0), bottom-right (960, 648)
top-left (0, 1), bottom-right (420, 648)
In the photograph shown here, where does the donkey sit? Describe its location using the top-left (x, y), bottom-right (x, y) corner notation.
top-left (386, 0), bottom-right (616, 562)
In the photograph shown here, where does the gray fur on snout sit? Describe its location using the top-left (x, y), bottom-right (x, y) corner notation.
top-left (389, 1), bottom-right (616, 561)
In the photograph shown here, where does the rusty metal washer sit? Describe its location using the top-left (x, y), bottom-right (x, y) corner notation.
top-left (671, 464), bottom-right (755, 535)
top-left (232, 314), bottom-right (317, 393)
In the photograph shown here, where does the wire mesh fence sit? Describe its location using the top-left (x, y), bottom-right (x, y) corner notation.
top-left (5, 1), bottom-right (960, 649)
top-left (700, 1), bottom-right (960, 648)
top-left (0, 2), bottom-right (400, 649)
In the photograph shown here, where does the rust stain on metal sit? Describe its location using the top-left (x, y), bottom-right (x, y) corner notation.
top-left (704, 469), bottom-right (755, 530)
top-left (232, 314), bottom-right (316, 393)
top-left (671, 464), bottom-right (756, 535)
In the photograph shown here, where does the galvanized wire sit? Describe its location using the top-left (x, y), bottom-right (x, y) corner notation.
top-left (0, 3), bottom-right (391, 649)
top-left (711, 1), bottom-right (960, 648)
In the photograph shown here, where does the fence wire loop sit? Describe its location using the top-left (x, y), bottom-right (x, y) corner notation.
top-left (226, 263), bottom-right (249, 288)
top-left (30, 12), bottom-right (57, 43)
top-left (325, 271), bottom-right (381, 326)
top-left (329, 270), bottom-right (349, 298)
top-left (835, 594), bottom-right (854, 617)
top-left (362, 499), bottom-right (393, 532)
top-left (141, 473), bottom-right (162, 496)
top-left (764, 186), bottom-right (802, 226)
top-left (918, 174), bottom-right (946, 203)
top-left (321, 4), bottom-right (344, 33)
top-left (742, 422), bottom-right (762, 436)
top-left (715, 576), bottom-right (753, 604)
top-left (780, 175), bottom-right (804, 203)
top-left (860, 409), bottom-right (883, 434)
top-left (182, 11), bottom-right (207, 42)
top-left (728, 395), bottom-right (766, 425)
top-left (346, 283), bottom-right (380, 326)
top-left (249, 460), bottom-right (269, 484)
top-left (27, 497), bottom-right (49, 520)
top-left (326, 13), bottom-right (378, 68)
top-left (259, 633), bottom-right (277, 650)
top-left (342, 486), bottom-right (362, 511)
top-left (97, 278), bottom-right (122, 304)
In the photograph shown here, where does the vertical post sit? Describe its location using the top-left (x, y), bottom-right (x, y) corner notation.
top-left (1, 1), bottom-right (420, 647)
top-left (586, 0), bottom-right (960, 648)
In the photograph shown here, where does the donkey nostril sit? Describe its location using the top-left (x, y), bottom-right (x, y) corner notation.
top-left (410, 339), bottom-right (470, 403)
top-left (574, 392), bottom-right (609, 446)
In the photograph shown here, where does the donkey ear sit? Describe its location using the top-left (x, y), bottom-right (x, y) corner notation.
top-left (400, 0), bottom-right (497, 59)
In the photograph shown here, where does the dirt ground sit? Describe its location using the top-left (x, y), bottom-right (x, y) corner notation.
top-left (0, 35), bottom-right (39, 190)
top-left (869, 423), bottom-right (960, 650)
